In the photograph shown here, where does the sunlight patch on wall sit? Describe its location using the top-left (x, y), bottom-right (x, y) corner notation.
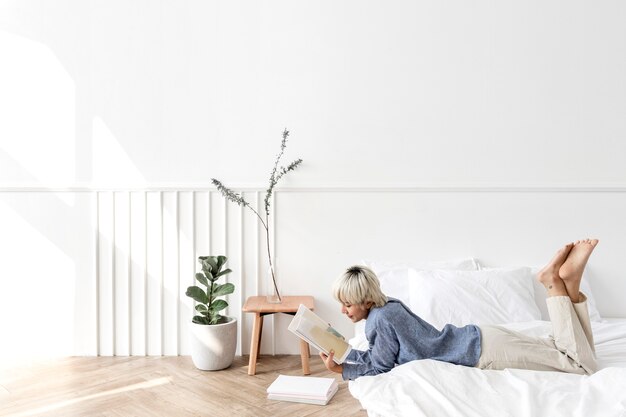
top-left (0, 31), bottom-right (75, 189)
top-left (92, 116), bottom-right (146, 187)
top-left (0, 201), bottom-right (75, 359)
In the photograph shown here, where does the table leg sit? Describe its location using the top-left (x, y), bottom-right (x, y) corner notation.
top-left (256, 314), bottom-right (264, 362)
top-left (248, 313), bottom-right (262, 375)
top-left (299, 339), bottom-right (311, 375)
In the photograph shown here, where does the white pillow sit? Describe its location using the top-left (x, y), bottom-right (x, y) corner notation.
top-left (361, 258), bottom-right (479, 305)
top-left (408, 267), bottom-right (541, 330)
top-left (354, 258), bottom-right (479, 338)
top-left (477, 263), bottom-right (604, 323)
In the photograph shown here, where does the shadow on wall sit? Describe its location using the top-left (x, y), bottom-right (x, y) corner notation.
top-left (0, 31), bottom-right (76, 188)
top-left (0, 29), bottom-right (79, 359)
top-left (1, 1), bottom-right (221, 185)
top-left (0, 201), bottom-right (75, 359)
top-left (0, 3), bottom-right (265, 357)
top-left (0, 28), bottom-right (173, 358)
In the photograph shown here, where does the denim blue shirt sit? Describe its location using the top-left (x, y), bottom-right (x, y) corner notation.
top-left (342, 298), bottom-right (482, 380)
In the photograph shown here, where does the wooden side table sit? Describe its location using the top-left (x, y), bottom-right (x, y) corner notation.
top-left (242, 295), bottom-right (315, 376)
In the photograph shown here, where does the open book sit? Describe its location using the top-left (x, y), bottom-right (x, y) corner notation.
top-left (288, 304), bottom-right (352, 364)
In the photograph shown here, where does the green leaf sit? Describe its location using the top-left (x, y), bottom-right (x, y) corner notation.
top-left (209, 299), bottom-right (228, 312)
top-left (213, 283), bottom-right (235, 297)
top-left (198, 258), bottom-right (209, 272)
top-left (195, 304), bottom-right (207, 312)
top-left (216, 256), bottom-right (227, 272)
top-left (185, 286), bottom-right (208, 304)
top-left (192, 315), bottom-right (210, 325)
top-left (199, 256), bottom-right (218, 274)
top-left (213, 268), bottom-right (232, 280)
top-left (209, 314), bottom-right (222, 325)
top-left (195, 272), bottom-right (209, 287)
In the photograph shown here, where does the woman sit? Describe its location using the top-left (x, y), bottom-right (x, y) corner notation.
top-left (320, 239), bottom-right (599, 381)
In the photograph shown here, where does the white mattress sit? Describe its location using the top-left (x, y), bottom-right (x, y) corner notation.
top-left (348, 319), bottom-right (626, 417)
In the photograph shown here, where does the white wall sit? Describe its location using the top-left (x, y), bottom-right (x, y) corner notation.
top-left (1, 1), bottom-right (625, 358)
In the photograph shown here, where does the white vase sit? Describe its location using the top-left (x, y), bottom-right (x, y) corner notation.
top-left (189, 317), bottom-right (237, 371)
top-left (266, 265), bottom-right (282, 304)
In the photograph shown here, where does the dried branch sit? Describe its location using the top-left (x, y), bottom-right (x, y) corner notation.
top-left (212, 128), bottom-right (303, 302)
top-left (211, 178), bottom-right (267, 230)
top-left (264, 129), bottom-right (300, 216)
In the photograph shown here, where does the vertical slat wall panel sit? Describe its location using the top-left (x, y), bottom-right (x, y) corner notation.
top-left (145, 192), bottom-right (163, 355)
top-left (114, 192), bottom-right (130, 356)
top-left (271, 191), bottom-right (276, 356)
top-left (129, 192), bottom-right (147, 356)
top-left (178, 192), bottom-right (194, 356)
top-left (224, 191), bottom-right (242, 356)
top-left (97, 192), bottom-right (114, 356)
top-left (238, 199), bottom-right (244, 356)
top-left (127, 192), bottom-right (132, 356)
top-left (94, 192), bottom-right (100, 356)
top-left (95, 188), bottom-right (269, 356)
top-left (162, 192), bottom-right (178, 355)
top-left (175, 192), bottom-right (180, 355)
top-left (223, 198), bottom-right (229, 318)
top-left (190, 191), bottom-right (196, 337)
top-left (144, 192), bottom-right (148, 355)
top-left (207, 192), bottom-right (212, 255)
top-left (256, 191), bottom-right (274, 356)
top-left (159, 192), bottom-right (165, 355)
top-left (111, 192), bottom-right (117, 355)
top-left (255, 192), bottom-right (260, 296)
top-left (194, 191), bottom-right (210, 297)
top-left (241, 192), bottom-right (258, 357)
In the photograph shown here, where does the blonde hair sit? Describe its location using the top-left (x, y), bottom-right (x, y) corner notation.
top-left (332, 265), bottom-right (388, 307)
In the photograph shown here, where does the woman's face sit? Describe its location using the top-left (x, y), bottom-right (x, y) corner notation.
top-left (341, 301), bottom-right (373, 322)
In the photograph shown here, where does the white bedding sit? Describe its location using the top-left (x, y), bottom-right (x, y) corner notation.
top-left (349, 319), bottom-right (626, 417)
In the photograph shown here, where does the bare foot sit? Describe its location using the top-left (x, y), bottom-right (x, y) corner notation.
top-left (559, 239), bottom-right (599, 302)
top-left (537, 243), bottom-right (573, 296)
top-left (560, 239), bottom-right (598, 281)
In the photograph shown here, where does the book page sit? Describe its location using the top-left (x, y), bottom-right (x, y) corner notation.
top-left (288, 304), bottom-right (351, 364)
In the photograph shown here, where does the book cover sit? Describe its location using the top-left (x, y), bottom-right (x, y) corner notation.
top-left (267, 375), bottom-right (339, 406)
top-left (287, 304), bottom-right (352, 364)
top-left (267, 384), bottom-right (339, 406)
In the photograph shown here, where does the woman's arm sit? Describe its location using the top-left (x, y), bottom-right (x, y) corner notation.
top-left (320, 317), bottom-right (400, 380)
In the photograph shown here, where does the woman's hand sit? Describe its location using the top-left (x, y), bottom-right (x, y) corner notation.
top-left (319, 350), bottom-right (343, 374)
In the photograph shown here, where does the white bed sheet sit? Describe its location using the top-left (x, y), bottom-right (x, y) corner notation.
top-left (348, 319), bottom-right (626, 417)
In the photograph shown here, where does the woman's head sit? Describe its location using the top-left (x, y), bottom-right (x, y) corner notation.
top-left (333, 265), bottom-right (387, 322)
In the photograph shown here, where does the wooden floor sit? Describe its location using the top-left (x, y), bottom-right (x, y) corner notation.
top-left (0, 355), bottom-right (367, 417)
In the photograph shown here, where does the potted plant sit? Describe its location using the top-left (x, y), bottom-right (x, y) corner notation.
top-left (212, 128), bottom-right (302, 303)
top-left (186, 255), bottom-right (237, 370)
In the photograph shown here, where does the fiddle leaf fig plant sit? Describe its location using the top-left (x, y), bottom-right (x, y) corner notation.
top-left (186, 255), bottom-right (235, 325)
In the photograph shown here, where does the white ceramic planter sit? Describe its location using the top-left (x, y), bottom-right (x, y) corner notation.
top-left (189, 317), bottom-right (237, 371)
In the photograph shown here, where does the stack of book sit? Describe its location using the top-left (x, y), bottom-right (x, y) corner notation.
top-left (267, 375), bottom-right (339, 405)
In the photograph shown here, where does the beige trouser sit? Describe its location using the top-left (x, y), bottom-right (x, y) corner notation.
top-left (476, 293), bottom-right (597, 375)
